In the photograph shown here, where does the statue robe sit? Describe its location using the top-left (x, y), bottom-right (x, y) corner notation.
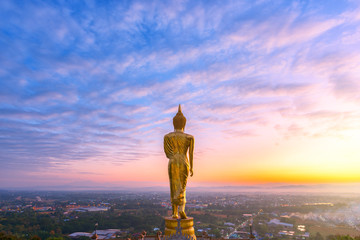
top-left (164, 131), bottom-right (193, 206)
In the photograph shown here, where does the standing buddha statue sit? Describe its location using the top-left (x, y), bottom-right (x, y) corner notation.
top-left (164, 105), bottom-right (194, 219)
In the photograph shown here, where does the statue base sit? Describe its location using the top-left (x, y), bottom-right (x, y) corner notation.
top-left (164, 217), bottom-right (196, 240)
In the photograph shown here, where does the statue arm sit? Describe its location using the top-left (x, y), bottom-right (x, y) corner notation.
top-left (189, 136), bottom-right (194, 177)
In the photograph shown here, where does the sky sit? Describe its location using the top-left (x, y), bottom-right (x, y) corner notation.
top-left (1, 0), bottom-right (360, 190)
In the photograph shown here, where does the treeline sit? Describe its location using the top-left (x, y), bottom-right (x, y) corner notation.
top-left (0, 207), bottom-right (164, 240)
top-left (310, 232), bottom-right (360, 240)
top-left (0, 231), bottom-right (69, 240)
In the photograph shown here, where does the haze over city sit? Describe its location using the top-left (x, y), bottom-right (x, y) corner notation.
top-left (1, 0), bottom-right (360, 190)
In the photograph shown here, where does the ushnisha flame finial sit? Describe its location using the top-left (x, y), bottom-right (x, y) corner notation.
top-left (173, 104), bottom-right (186, 130)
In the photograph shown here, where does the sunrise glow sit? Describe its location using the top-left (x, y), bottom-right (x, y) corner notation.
top-left (1, 0), bottom-right (360, 190)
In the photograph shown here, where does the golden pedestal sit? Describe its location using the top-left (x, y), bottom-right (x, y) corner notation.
top-left (164, 217), bottom-right (196, 240)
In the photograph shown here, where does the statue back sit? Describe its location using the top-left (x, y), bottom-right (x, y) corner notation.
top-left (164, 132), bottom-right (193, 158)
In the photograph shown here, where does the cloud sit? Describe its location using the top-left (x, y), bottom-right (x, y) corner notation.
top-left (1, 0), bottom-right (360, 186)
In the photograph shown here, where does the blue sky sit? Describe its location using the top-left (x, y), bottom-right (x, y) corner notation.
top-left (1, 0), bottom-right (360, 189)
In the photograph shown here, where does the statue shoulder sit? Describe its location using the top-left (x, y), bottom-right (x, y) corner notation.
top-left (164, 132), bottom-right (175, 139)
top-left (165, 132), bottom-right (192, 139)
top-left (185, 133), bottom-right (194, 140)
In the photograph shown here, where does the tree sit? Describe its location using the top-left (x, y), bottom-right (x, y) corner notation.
top-left (30, 235), bottom-right (42, 240)
top-left (326, 235), bottom-right (354, 240)
top-left (311, 232), bottom-right (324, 240)
top-left (0, 231), bottom-right (21, 240)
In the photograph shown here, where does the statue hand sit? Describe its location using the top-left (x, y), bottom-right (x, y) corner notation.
top-left (190, 168), bottom-right (193, 177)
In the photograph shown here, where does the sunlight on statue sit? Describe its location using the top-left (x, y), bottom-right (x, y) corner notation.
top-left (164, 105), bottom-right (194, 219)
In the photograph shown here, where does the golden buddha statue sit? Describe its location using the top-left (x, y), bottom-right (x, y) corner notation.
top-left (164, 105), bottom-right (194, 219)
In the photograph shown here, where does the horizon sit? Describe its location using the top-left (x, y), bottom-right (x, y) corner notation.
top-left (2, 182), bottom-right (360, 195)
top-left (1, 0), bottom-right (360, 189)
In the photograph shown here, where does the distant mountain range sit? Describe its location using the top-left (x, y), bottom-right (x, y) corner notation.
top-left (1, 181), bottom-right (360, 194)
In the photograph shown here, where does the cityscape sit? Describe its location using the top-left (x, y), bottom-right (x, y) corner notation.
top-left (1, 191), bottom-right (360, 239)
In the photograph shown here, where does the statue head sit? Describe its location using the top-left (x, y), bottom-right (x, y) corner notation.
top-left (173, 104), bottom-right (186, 130)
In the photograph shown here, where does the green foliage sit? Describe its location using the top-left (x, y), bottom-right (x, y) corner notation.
top-left (326, 235), bottom-right (360, 240)
top-left (30, 236), bottom-right (41, 240)
top-left (209, 228), bottom-right (221, 238)
top-left (254, 223), bottom-right (269, 236)
top-left (77, 237), bottom-right (91, 240)
top-left (311, 232), bottom-right (324, 240)
top-left (0, 205), bottom-right (165, 239)
top-left (0, 231), bottom-right (22, 240)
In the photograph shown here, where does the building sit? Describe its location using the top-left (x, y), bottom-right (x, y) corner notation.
top-left (267, 219), bottom-right (293, 229)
